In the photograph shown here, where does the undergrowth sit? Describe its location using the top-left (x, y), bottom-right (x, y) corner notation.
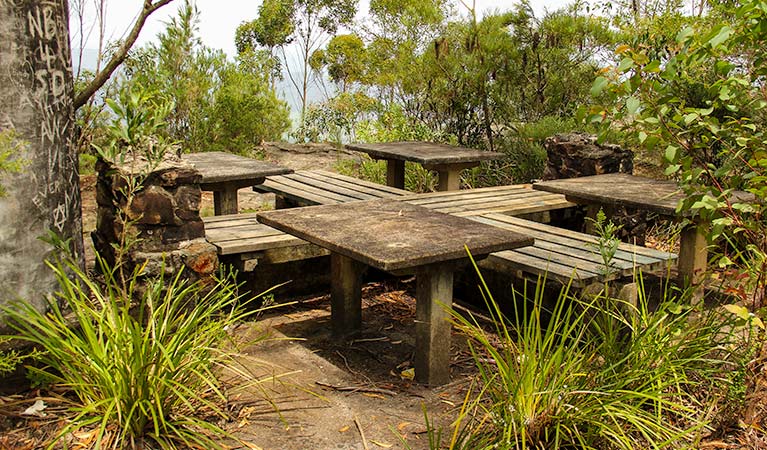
top-left (406, 266), bottom-right (756, 449)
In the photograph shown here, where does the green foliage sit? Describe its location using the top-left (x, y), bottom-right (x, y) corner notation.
top-left (78, 153), bottom-right (98, 176)
top-left (588, 208), bottom-right (623, 275)
top-left (3, 244), bottom-right (257, 449)
top-left (438, 268), bottom-right (751, 449)
top-left (93, 88), bottom-right (176, 166)
top-left (236, 0), bottom-right (296, 52)
top-left (313, 34), bottom-right (367, 91)
top-left (124, 1), bottom-right (290, 154)
top-left (209, 53), bottom-right (291, 152)
top-left (0, 129), bottom-right (27, 197)
top-left (589, 0), bottom-right (767, 303)
top-left (295, 92), bottom-right (377, 143)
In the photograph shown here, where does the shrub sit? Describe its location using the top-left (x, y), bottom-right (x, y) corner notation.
top-left (439, 269), bottom-right (752, 449)
top-left (3, 244), bottom-right (258, 449)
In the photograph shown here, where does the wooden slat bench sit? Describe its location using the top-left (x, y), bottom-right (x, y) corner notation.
top-left (254, 169), bottom-right (576, 217)
top-left (469, 213), bottom-right (678, 288)
top-left (253, 170), bottom-right (409, 207)
top-left (203, 213), bottom-right (327, 272)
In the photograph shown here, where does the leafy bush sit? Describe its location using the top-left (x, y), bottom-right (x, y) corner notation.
top-left (588, 0), bottom-right (767, 305)
top-left (438, 270), bottom-right (751, 449)
top-left (3, 245), bottom-right (258, 449)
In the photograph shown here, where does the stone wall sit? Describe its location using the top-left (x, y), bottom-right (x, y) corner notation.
top-left (542, 133), bottom-right (633, 180)
top-left (92, 152), bottom-right (218, 282)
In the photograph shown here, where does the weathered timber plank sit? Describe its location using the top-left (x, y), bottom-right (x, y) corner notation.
top-left (256, 178), bottom-right (344, 205)
top-left (213, 234), bottom-right (308, 255)
top-left (300, 170), bottom-right (408, 196)
top-left (281, 172), bottom-right (382, 201)
top-left (482, 250), bottom-right (599, 285)
top-left (480, 213), bottom-right (677, 261)
top-left (470, 216), bottom-right (663, 266)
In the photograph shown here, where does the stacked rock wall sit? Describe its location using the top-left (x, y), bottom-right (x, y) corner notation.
top-left (542, 133), bottom-right (633, 180)
top-left (92, 153), bottom-right (218, 281)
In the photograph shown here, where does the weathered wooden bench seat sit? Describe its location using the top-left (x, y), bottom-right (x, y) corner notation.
top-left (203, 213), bottom-right (327, 272)
top-left (469, 213), bottom-right (678, 288)
top-left (253, 170), bottom-right (409, 207)
top-left (254, 169), bottom-right (576, 217)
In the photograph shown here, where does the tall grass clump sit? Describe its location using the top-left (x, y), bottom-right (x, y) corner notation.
top-left (3, 240), bottom-right (257, 449)
top-left (443, 268), bottom-right (753, 449)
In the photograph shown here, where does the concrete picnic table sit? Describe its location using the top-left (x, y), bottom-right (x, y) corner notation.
top-left (533, 173), bottom-right (706, 285)
top-left (257, 199), bottom-right (532, 385)
top-left (345, 141), bottom-right (502, 191)
top-left (185, 151), bottom-right (292, 215)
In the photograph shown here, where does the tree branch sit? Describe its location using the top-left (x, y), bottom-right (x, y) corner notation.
top-left (73, 0), bottom-right (177, 110)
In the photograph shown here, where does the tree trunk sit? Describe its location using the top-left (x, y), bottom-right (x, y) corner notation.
top-left (0, 0), bottom-right (83, 313)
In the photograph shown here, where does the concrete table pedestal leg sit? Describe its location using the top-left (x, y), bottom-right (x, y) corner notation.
top-left (436, 169), bottom-right (461, 192)
top-left (213, 188), bottom-right (239, 215)
top-left (386, 160), bottom-right (406, 189)
top-left (415, 266), bottom-right (454, 385)
top-left (331, 253), bottom-right (364, 336)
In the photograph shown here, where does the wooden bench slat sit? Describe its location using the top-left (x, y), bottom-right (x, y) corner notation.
top-left (280, 172), bottom-right (383, 201)
top-left (429, 196), bottom-right (574, 216)
top-left (309, 170), bottom-right (410, 195)
top-left (299, 170), bottom-right (408, 197)
top-left (483, 250), bottom-right (598, 284)
top-left (481, 213), bottom-right (677, 261)
top-left (470, 215), bottom-right (664, 266)
top-left (407, 190), bottom-right (567, 209)
top-left (403, 186), bottom-right (532, 205)
top-left (205, 226), bottom-right (288, 243)
top-left (202, 212), bottom-right (260, 226)
top-left (213, 234), bottom-right (309, 255)
top-left (256, 178), bottom-right (345, 205)
top-left (512, 246), bottom-right (624, 281)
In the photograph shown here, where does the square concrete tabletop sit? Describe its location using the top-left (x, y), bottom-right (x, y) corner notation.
top-left (533, 173), bottom-right (686, 216)
top-left (346, 142), bottom-right (503, 191)
top-left (256, 198), bottom-right (533, 273)
top-left (185, 151), bottom-right (293, 186)
top-left (258, 198), bottom-right (532, 385)
top-left (184, 151), bottom-right (292, 215)
top-left (346, 141), bottom-right (503, 165)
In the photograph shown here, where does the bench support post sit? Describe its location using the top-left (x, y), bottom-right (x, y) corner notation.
top-left (331, 253), bottom-right (364, 336)
top-left (437, 169), bottom-right (461, 191)
top-left (678, 222), bottom-right (708, 290)
top-left (415, 267), bottom-right (453, 385)
top-left (386, 160), bottom-right (406, 189)
top-left (213, 188), bottom-right (239, 215)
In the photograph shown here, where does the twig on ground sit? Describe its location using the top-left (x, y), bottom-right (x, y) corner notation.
top-left (315, 381), bottom-right (397, 397)
top-left (354, 415), bottom-right (370, 450)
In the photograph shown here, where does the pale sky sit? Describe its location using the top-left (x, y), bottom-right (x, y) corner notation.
top-left (73, 0), bottom-right (572, 57)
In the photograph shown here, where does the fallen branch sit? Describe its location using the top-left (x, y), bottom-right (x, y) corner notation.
top-left (315, 381), bottom-right (397, 397)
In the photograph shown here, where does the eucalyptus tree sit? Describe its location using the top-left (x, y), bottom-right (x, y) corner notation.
top-left (237, 0), bottom-right (358, 120)
top-left (0, 0), bottom-right (175, 314)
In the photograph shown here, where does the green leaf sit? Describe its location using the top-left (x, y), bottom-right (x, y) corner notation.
top-left (664, 145), bottom-right (678, 163)
top-left (664, 164), bottom-right (681, 175)
top-left (638, 131), bottom-right (647, 143)
top-left (644, 60), bottom-right (661, 73)
top-left (676, 27), bottom-right (694, 43)
top-left (707, 25), bottom-right (733, 48)
top-left (591, 76), bottom-right (608, 96)
top-left (626, 97), bottom-right (641, 115)
top-left (618, 57), bottom-right (634, 72)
